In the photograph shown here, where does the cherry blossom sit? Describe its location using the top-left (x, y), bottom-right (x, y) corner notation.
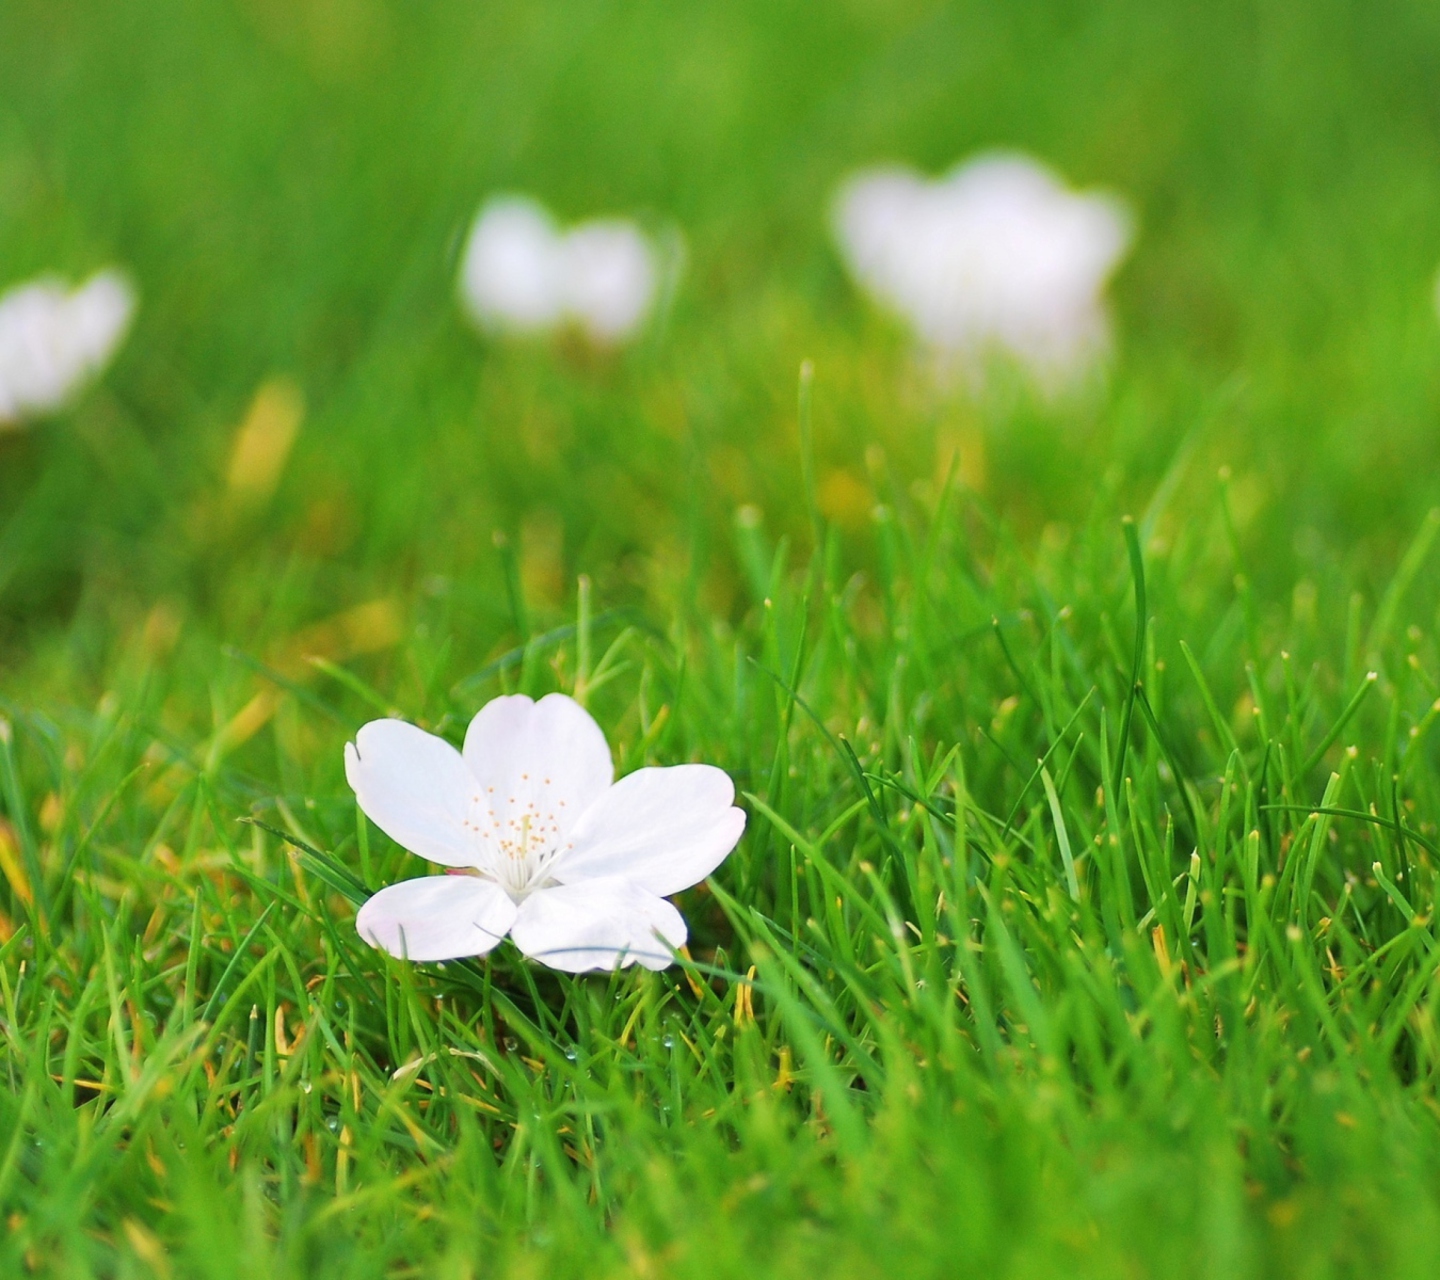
top-left (347, 693), bottom-right (745, 972)
top-left (457, 196), bottom-right (662, 345)
top-left (0, 270), bottom-right (136, 425)
top-left (833, 153), bottom-right (1132, 385)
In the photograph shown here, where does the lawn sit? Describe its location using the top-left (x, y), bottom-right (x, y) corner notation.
top-left (5, 0), bottom-right (1440, 1275)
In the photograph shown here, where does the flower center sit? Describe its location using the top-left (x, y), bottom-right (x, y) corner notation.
top-left (465, 773), bottom-right (574, 899)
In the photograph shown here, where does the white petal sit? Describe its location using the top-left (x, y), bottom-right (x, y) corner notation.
top-left (554, 764), bottom-right (745, 897)
top-left (345, 719), bottom-right (480, 868)
top-left (462, 693), bottom-right (613, 846)
top-left (356, 875), bottom-right (517, 962)
top-left (558, 220), bottom-right (657, 342)
top-left (68, 271), bottom-right (137, 373)
top-left (457, 196), bottom-right (564, 332)
top-left (511, 877), bottom-right (685, 972)
top-left (0, 269), bottom-right (135, 422)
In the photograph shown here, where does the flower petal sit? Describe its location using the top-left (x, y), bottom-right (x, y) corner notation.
top-left (462, 693), bottom-right (613, 845)
top-left (559, 221), bottom-right (657, 342)
top-left (554, 764), bottom-right (745, 897)
top-left (457, 195), bottom-right (564, 333)
top-left (356, 875), bottom-right (517, 962)
top-left (510, 877), bottom-right (685, 972)
top-left (345, 719), bottom-right (480, 868)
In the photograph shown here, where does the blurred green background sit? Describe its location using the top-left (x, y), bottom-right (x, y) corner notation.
top-left (9, 6), bottom-right (1440, 1275)
top-left (3, 0), bottom-right (1440, 682)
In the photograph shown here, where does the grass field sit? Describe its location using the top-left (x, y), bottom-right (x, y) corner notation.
top-left (6, 1), bottom-right (1440, 1275)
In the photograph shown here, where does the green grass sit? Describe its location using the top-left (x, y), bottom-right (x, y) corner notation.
top-left (6, 0), bottom-right (1440, 1274)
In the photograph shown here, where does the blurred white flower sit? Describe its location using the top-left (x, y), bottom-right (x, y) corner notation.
top-left (833, 153), bottom-right (1132, 385)
top-left (0, 270), bottom-right (137, 425)
top-left (457, 195), bottom-right (663, 345)
top-left (347, 692), bottom-right (745, 972)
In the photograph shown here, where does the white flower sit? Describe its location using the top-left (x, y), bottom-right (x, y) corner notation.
top-left (0, 270), bottom-right (137, 425)
top-left (346, 693), bottom-right (746, 972)
top-left (457, 195), bottom-right (662, 345)
top-left (833, 153), bottom-right (1132, 385)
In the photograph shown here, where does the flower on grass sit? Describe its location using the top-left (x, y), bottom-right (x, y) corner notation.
top-left (456, 195), bottom-right (665, 345)
top-left (346, 693), bottom-right (745, 972)
top-left (0, 270), bottom-right (136, 426)
top-left (832, 153), bottom-right (1131, 387)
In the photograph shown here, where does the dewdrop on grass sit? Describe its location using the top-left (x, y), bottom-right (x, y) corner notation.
top-left (457, 195), bottom-right (663, 346)
top-left (832, 153), bottom-right (1132, 388)
top-left (0, 270), bottom-right (136, 426)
